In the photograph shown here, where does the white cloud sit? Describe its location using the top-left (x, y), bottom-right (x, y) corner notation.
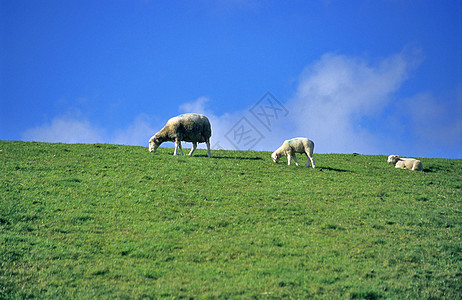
top-left (111, 114), bottom-right (157, 146)
top-left (22, 113), bottom-right (158, 147)
top-left (178, 96), bottom-right (215, 117)
top-left (400, 92), bottom-right (462, 157)
top-left (285, 50), bottom-right (421, 155)
top-left (22, 117), bottom-right (105, 144)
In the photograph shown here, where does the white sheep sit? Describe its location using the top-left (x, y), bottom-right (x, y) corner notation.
top-left (387, 155), bottom-right (423, 171)
top-left (271, 137), bottom-right (316, 168)
top-left (149, 113), bottom-right (212, 157)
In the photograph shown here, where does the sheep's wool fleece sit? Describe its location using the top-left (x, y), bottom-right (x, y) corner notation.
top-left (388, 155), bottom-right (423, 171)
top-left (396, 159), bottom-right (423, 171)
top-left (165, 114), bottom-right (211, 142)
top-left (286, 138), bottom-right (313, 152)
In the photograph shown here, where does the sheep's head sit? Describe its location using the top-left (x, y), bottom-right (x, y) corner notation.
top-left (271, 151), bottom-right (280, 163)
top-left (148, 136), bottom-right (161, 153)
top-left (387, 155), bottom-right (399, 164)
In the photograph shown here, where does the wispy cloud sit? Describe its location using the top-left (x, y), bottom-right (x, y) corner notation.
top-left (285, 50), bottom-right (424, 155)
top-left (400, 92), bottom-right (462, 158)
top-left (22, 113), bottom-right (158, 147)
top-left (22, 117), bottom-right (105, 144)
top-left (111, 114), bottom-right (157, 146)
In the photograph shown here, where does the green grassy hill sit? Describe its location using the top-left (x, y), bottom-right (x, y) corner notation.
top-left (1, 141), bottom-right (461, 299)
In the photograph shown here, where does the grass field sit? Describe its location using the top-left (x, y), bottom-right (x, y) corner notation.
top-left (1, 141), bottom-right (461, 299)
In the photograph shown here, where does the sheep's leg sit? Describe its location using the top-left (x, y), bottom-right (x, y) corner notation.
top-left (306, 153), bottom-right (316, 168)
top-left (294, 155), bottom-right (299, 166)
top-left (304, 153), bottom-right (309, 167)
top-left (174, 140), bottom-right (183, 156)
top-left (188, 142), bottom-right (197, 156)
top-left (310, 156), bottom-right (316, 168)
top-left (173, 141), bottom-right (178, 155)
top-left (178, 142), bottom-right (183, 155)
top-left (292, 154), bottom-right (299, 166)
top-left (206, 139), bottom-right (211, 158)
top-left (287, 154), bottom-right (291, 165)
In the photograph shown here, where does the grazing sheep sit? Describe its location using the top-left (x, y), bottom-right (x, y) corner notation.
top-left (271, 137), bottom-right (316, 168)
top-left (149, 113), bottom-right (212, 157)
top-left (387, 155), bottom-right (423, 171)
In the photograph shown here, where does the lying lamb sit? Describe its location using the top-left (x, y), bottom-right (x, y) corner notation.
top-left (387, 155), bottom-right (423, 171)
top-left (149, 113), bottom-right (212, 157)
top-left (271, 137), bottom-right (316, 168)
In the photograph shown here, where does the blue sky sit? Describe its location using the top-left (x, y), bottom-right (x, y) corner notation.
top-left (1, 0), bottom-right (461, 158)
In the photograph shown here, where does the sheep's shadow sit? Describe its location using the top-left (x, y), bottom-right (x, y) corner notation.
top-left (159, 152), bottom-right (264, 160)
top-left (204, 155), bottom-right (264, 161)
top-left (318, 167), bottom-right (352, 173)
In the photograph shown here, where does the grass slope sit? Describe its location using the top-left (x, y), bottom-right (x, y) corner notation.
top-left (1, 141), bottom-right (461, 299)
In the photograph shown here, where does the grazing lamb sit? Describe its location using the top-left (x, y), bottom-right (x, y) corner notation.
top-left (271, 137), bottom-right (316, 168)
top-left (387, 155), bottom-right (423, 171)
top-left (149, 113), bottom-right (212, 157)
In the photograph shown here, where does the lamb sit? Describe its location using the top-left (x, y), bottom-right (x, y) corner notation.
top-left (149, 113), bottom-right (212, 157)
top-left (271, 137), bottom-right (316, 168)
top-left (387, 155), bottom-right (423, 171)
